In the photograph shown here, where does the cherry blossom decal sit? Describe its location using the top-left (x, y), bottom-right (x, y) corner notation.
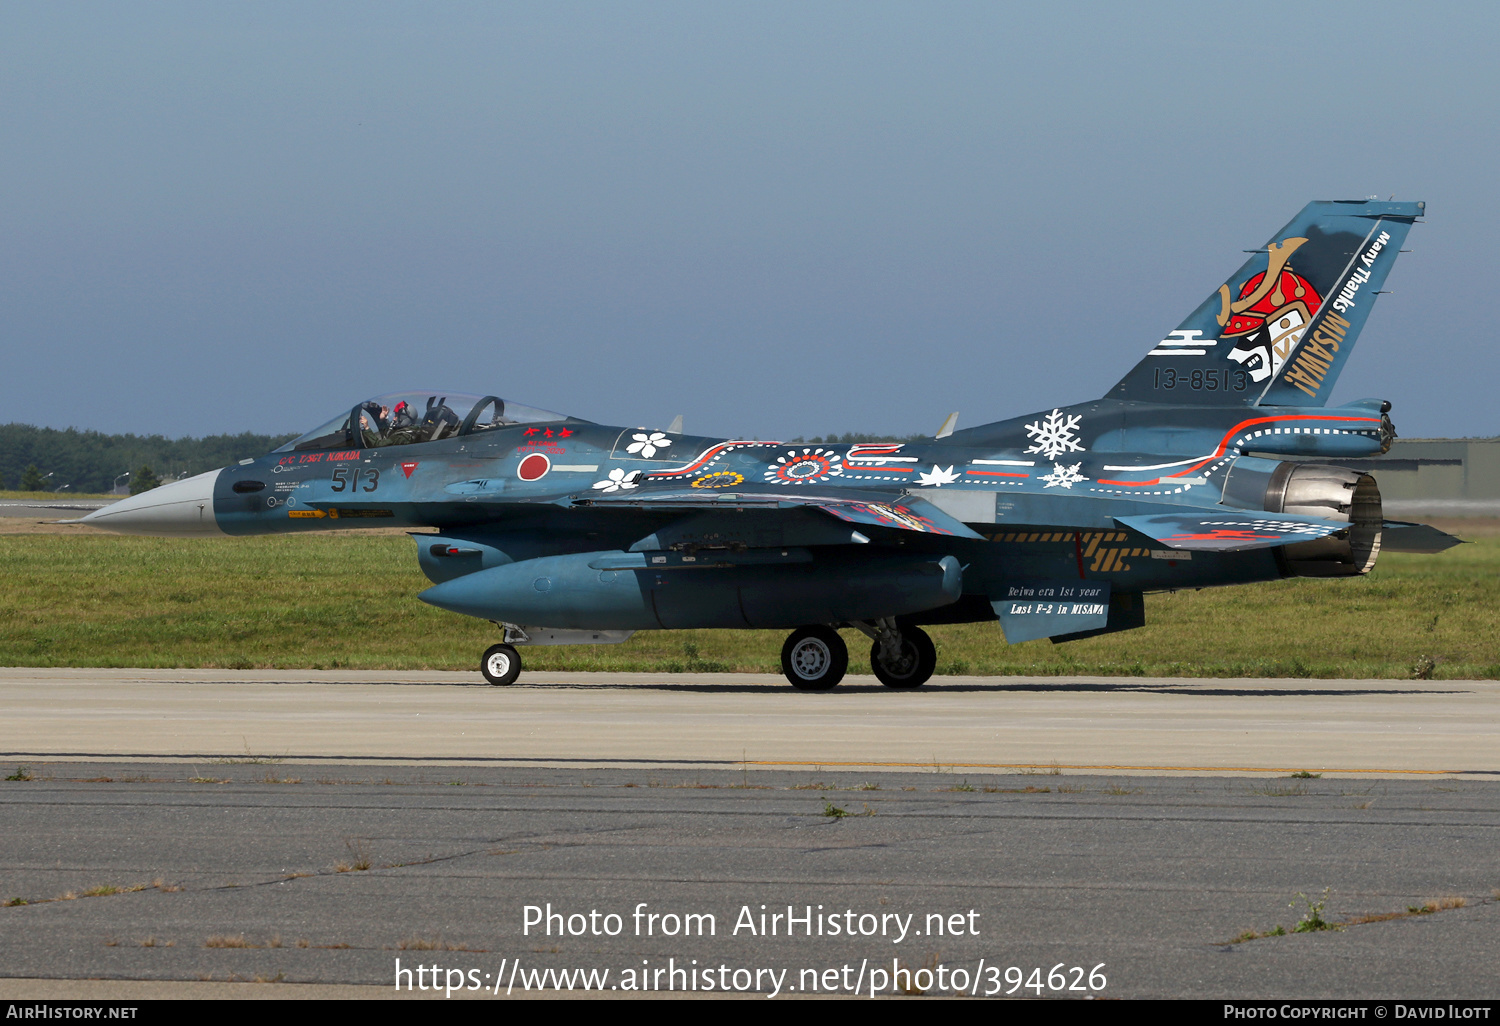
top-left (626, 432), bottom-right (672, 458)
top-left (592, 468), bottom-right (642, 493)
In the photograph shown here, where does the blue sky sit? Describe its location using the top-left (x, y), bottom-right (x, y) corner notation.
top-left (3, 2), bottom-right (1496, 440)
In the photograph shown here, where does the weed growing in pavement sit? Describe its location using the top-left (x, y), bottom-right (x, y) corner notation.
top-left (334, 839), bottom-right (372, 873)
top-left (210, 741), bottom-right (285, 766)
top-left (1416, 896), bottom-right (1466, 913)
top-left (823, 802), bottom-right (849, 819)
top-left (5, 767), bottom-right (33, 781)
top-left (1021, 762), bottom-right (1064, 776)
top-left (1291, 889), bottom-right (1342, 933)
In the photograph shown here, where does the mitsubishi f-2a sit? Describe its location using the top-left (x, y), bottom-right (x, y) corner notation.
top-left (83, 199), bottom-right (1458, 689)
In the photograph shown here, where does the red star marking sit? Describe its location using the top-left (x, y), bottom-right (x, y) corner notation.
top-left (558, 428), bottom-right (574, 438)
top-left (523, 428), bottom-right (540, 437)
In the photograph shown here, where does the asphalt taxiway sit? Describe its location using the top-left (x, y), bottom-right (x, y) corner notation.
top-left (3, 668), bottom-right (1497, 777)
top-left (1, 669), bottom-right (1497, 1000)
top-left (0, 499), bottom-right (107, 518)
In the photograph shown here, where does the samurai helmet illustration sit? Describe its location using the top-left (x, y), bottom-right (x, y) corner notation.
top-left (1217, 237), bottom-right (1322, 338)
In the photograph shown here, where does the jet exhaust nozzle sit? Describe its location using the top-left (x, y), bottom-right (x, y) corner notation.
top-left (1220, 458), bottom-right (1382, 576)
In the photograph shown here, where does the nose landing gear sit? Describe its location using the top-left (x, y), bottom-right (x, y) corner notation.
top-left (481, 643), bottom-right (522, 686)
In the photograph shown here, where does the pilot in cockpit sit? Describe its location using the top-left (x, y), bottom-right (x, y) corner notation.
top-left (356, 402), bottom-right (390, 447)
top-left (380, 400), bottom-right (424, 446)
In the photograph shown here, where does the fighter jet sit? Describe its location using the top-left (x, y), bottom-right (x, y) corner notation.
top-left (83, 199), bottom-right (1457, 689)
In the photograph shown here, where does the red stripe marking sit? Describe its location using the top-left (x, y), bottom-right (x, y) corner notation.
top-left (646, 440), bottom-right (777, 477)
top-left (1099, 414), bottom-right (1384, 485)
top-left (1170, 414), bottom-right (1379, 478)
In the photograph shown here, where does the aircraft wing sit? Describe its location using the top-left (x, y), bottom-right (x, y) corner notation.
top-left (1113, 510), bottom-right (1352, 552)
top-left (570, 486), bottom-right (986, 539)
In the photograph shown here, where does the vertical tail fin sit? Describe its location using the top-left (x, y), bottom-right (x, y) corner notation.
top-left (1109, 199), bottom-right (1422, 406)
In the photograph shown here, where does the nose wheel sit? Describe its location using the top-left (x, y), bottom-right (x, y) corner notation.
top-left (869, 625), bottom-right (937, 689)
top-left (780, 626), bottom-right (848, 690)
top-left (481, 643), bottom-right (522, 686)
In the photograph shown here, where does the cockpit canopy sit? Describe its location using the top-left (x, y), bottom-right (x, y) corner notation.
top-left (274, 392), bottom-right (580, 453)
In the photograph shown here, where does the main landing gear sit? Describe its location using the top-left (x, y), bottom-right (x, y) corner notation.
top-left (866, 623), bottom-right (937, 689)
top-left (780, 626), bottom-right (849, 691)
top-left (778, 620), bottom-right (938, 691)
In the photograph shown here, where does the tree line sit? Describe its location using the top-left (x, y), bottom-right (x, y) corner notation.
top-left (0, 424), bottom-right (295, 494)
top-left (2, 424), bottom-right (935, 494)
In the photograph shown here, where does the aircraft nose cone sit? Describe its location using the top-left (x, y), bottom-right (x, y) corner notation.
top-left (80, 470), bottom-right (224, 536)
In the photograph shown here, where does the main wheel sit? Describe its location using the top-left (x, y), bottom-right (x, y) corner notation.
top-left (780, 626), bottom-right (848, 691)
top-left (870, 626), bottom-right (937, 689)
top-left (481, 643), bottom-right (522, 686)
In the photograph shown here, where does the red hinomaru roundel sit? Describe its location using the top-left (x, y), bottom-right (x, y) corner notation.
top-left (517, 452), bottom-right (551, 482)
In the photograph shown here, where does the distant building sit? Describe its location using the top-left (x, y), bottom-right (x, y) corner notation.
top-left (1351, 438), bottom-right (1500, 517)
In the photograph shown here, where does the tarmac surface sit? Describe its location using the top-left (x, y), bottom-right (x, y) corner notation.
top-left (0, 499), bottom-right (108, 518)
top-left (2, 668), bottom-right (1497, 777)
top-left (1, 669), bottom-right (1497, 1000)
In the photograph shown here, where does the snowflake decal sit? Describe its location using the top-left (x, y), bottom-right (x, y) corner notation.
top-left (764, 447), bottom-right (844, 485)
top-left (916, 464), bottom-right (960, 487)
top-left (592, 468), bottom-right (641, 493)
top-left (626, 432), bottom-right (672, 458)
top-left (1024, 409), bottom-right (1086, 460)
top-left (1041, 462), bottom-right (1087, 489)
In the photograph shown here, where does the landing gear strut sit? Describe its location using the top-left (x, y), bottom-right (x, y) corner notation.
top-left (780, 626), bottom-right (848, 691)
top-left (859, 619), bottom-right (937, 689)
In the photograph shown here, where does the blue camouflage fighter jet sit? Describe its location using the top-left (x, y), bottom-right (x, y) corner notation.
top-left (83, 199), bottom-right (1456, 689)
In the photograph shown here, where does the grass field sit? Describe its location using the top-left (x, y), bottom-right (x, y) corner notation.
top-left (2, 526), bottom-right (1496, 678)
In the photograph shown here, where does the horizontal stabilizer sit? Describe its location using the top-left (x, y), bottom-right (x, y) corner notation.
top-left (1114, 510), bottom-right (1348, 552)
top-left (1380, 521), bottom-right (1463, 554)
